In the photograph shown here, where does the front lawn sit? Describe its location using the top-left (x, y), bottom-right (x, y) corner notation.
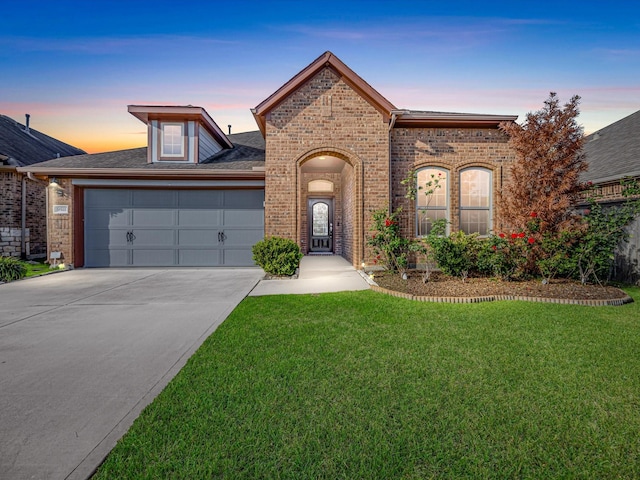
top-left (94, 289), bottom-right (640, 479)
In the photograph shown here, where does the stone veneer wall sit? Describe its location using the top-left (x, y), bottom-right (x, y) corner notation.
top-left (390, 127), bottom-right (515, 238)
top-left (0, 170), bottom-right (46, 258)
top-left (264, 66), bottom-right (390, 267)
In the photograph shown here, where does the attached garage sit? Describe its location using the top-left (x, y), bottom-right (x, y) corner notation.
top-left (84, 188), bottom-right (264, 267)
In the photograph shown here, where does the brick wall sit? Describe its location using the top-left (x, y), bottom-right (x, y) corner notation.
top-left (264, 66), bottom-right (390, 267)
top-left (390, 127), bottom-right (515, 238)
top-left (0, 171), bottom-right (46, 257)
top-left (46, 177), bottom-right (75, 265)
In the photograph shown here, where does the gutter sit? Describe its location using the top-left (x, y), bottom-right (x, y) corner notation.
top-left (16, 166), bottom-right (266, 180)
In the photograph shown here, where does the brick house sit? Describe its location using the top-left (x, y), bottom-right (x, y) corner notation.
top-left (1, 114), bottom-right (85, 258)
top-left (582, 109), bottom-right (640, 283)
top-left (19, 52), bottom-right (517, 268)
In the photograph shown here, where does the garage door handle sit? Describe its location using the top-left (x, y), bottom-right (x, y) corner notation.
top-left (126, 231), bottom-right (136, 243)
top-left (218, 231), bottom-right (226, 243)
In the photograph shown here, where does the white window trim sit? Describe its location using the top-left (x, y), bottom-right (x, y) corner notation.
top-left (160, 122), bottom-right (185, 158)
top-left (416, 166), bottom-right (449, 237)
top-left (459, 167), bottom-right (492, 236)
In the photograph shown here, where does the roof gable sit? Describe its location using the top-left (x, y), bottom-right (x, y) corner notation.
top-left (252, 51), bottom-right (396, 135)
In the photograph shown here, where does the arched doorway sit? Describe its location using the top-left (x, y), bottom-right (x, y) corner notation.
top-left (298, 151), bottom-right (360, 265)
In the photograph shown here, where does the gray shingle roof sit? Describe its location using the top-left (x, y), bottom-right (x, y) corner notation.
top-left (0, 114), bottom-right (85, 166)
top-left (30, 130), bottom-right (265, 171)
top-left (582, 110), bottom-right (640, 184)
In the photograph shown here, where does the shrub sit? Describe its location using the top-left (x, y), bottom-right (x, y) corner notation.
top-left (0, 256), bottom-right (27, 282)
top-left (252, 237), bottom-right (303, 276)
top-left (477, 232), bottom-right (537, 281)
top-left (368, 207), bottom-right (415, 274)
top-left (427, 221), bottom-right (480, 281)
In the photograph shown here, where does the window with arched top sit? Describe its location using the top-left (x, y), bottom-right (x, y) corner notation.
top-left (459, 167), bottom-right (492, 235)
top-left (308, 179), bottom-right (334, 192)
top-left (416, 167), bottom-right (449, 236)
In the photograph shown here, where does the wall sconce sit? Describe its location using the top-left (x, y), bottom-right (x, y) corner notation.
top-left (49, 177), bottom-right (64, 197)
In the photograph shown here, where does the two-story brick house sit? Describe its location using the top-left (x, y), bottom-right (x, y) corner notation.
top-left (19, 51), bottom-right (517, 268)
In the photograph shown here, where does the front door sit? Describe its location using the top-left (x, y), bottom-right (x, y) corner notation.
top-left (308, 198), bottom-right (333, 253)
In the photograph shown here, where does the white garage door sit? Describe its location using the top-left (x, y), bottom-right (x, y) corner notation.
top-left (84, 189), bottom-right (264, 267)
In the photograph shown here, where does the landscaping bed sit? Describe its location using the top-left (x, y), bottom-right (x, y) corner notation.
top-left (373, 270), bottom-right (629, 300)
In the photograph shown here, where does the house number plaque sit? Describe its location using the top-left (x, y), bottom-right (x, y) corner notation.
top-left (53, 205), bottom-right (69, 214)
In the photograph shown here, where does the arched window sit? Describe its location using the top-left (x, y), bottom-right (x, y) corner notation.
top-left (460, 167), bottom-right (492, 235)
top-left (416, 167), bottom-right (449, 236)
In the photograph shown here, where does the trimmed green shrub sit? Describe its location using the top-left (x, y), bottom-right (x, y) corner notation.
top-left (0, 256), bottom-right (27, 282)
top-left (252, 237), bottom-right (303, 276)
top-left (427, 221), bottom-right (480, 281)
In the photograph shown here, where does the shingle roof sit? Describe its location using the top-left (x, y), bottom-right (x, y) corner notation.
top-left (582, 110), bottom-right (640, 184)
top-left (0, 114), bottom-right (85, 166)
top-left (29, 130), bottom-right (265, 171)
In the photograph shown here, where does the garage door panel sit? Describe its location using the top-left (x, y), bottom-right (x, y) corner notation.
top-left (223, 228), bottom-right (264, 247)
top-left (223, 190), bottom-right (264, 208)
top-left (178, 209), bottom-right (221, 227)
top-left (85, 189), bottom-right (130, 206)
top-left (179, 249), bottom-right (222, 266)
top-left (178, 190), bottom-right (223, 208)
top-left (85, 249), bottom-right (129, 267)
top-left (131, 249), bottom-right (176, 266)
top-left (86, 229), bottom-right (129, 248)
top-left (132, 190), bottom-right (176, 207)
top-left (85, 209), bottom-right (131, 229)
top-left (132, 209), bottom-right (175, 227)
top-left (222, 249), bottom-right (255, 266)
top-left (178, 229), bottom-right (219, 246)
top-left (223, 209), bottom-right (263, 227)
top-left (131, 229), bottom-right (175, 246)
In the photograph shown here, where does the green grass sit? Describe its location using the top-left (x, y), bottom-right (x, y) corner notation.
top-left (24, 260), bottom-right (51, 277)
top-left (94, 288), bottom-right (640, 479)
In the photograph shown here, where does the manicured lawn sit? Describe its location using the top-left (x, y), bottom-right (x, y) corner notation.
top-left (94, 288), bottom-right (640, 479)
top-left (24, 260), bottom-right (51, 277)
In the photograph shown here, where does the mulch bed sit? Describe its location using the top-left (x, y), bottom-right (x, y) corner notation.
top-left (373, 270), bottom-right (629, 301)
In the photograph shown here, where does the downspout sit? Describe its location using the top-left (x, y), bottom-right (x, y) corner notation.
top-left (388, 112), bottom-right (399, 216)
top-left (21, 174), bottom-right (27, 259)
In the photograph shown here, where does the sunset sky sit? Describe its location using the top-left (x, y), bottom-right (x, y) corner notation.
top-left (2, 1), bottom-right (639, 153)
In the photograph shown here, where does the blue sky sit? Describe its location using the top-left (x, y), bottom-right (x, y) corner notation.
top-left (1, 0), bottom-right (639, 152)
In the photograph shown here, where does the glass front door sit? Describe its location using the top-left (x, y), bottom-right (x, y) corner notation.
top-left (308, 198), bottom-right (333, 252)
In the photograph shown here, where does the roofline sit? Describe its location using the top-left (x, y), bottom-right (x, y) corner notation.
top-left (16, 166), bottom-right (266, 181)
top-left (584, 170), bottom-right (640, 185)
top-left (251, 51), bottom-right (396, 135)
top-left (127, 105), bottom-right (233, 149)
top-left (391, 110), bottom-right (518, 128)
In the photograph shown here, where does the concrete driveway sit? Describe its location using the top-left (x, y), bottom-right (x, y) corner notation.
top-left (0, 268), bottom-right (262, 480)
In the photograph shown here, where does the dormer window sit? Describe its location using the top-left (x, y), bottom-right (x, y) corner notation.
top-left (161, 123), bottom-right (184, 156)
top-left (128, 105), bottom-right (234, 164)
top-left (160, 122), bottom-right (186, 160)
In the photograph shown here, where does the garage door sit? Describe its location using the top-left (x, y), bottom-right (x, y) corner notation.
top-left (84, 189), bottom-right (264, 267)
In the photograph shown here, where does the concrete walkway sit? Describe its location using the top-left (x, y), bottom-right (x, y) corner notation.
top-left (0, 268), bottom-right (263, 480)
top-left (249, 255), bottom-right (371, 296)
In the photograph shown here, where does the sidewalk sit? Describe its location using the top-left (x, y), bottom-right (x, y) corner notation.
top-left (249, 255), bottom-right (371, 296)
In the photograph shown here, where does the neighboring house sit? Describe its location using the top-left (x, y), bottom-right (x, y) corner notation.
top-left (19, 51), bottom-right (518, 268)
top-left (0, 114), bottom-right (85, 258)
top-left (582, 109), bottom-right (640, 283)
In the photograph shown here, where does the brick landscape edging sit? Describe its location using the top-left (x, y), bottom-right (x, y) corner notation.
top-left (370, 285), bottom-right (633, 307)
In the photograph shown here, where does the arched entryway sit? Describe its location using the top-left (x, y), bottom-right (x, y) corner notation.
top-left (297, 150), bottom-right (361, 266)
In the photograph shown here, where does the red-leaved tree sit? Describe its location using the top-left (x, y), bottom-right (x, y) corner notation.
top-left (498, 93), bottom-right (587, 236)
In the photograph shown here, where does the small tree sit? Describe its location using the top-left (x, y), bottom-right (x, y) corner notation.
top-left (498, 93), bottom-right (587, 274)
